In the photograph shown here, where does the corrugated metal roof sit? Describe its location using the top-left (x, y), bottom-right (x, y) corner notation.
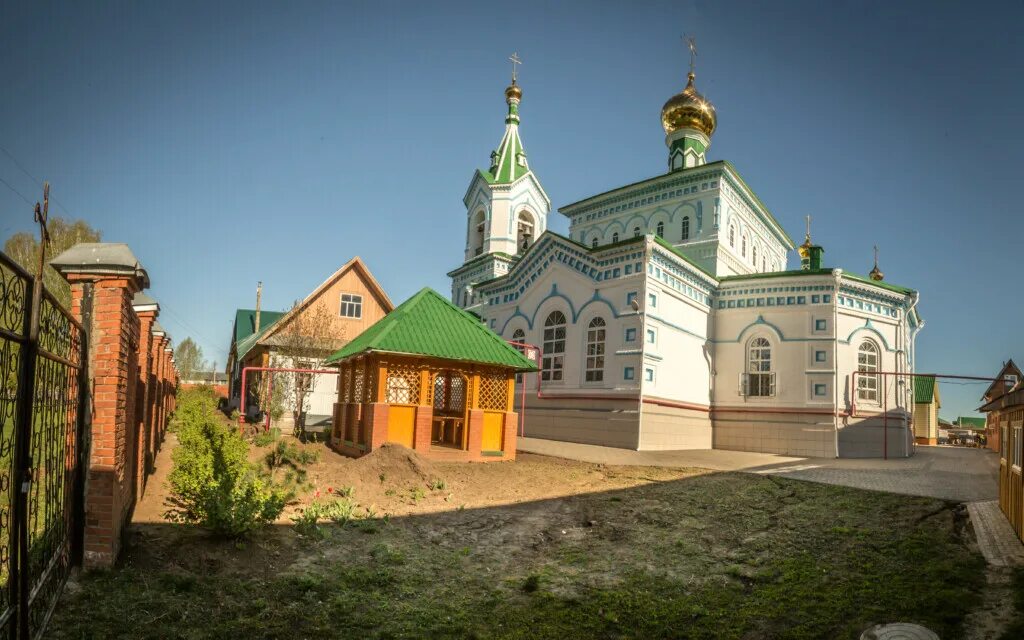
top-left (325, 288), bottom-right (537, 370)
top-left (233, 308), bottom-right (285, 345)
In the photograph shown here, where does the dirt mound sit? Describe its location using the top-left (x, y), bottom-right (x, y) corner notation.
top-left (350, 443), bottom-right (439, 486)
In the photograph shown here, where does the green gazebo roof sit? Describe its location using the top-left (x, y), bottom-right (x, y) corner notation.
top-left (913, 376), bottom-right (936, 404)
top-left (325, 288), bottom-right (537, 371)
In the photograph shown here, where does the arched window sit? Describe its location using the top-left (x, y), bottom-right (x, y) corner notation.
top-left (741, 235), bottom-right (748, 258)
top-left (516, 210), bottom-right (534, 254)
top-left (729, 225), bottom-right (736, 247)
top-left (472, 210), bottom-right (486, 256)
top-left (752, 245), bottom-right (758, 268)
top-left (633, 226), bottom-right (642, 238)
top-left (591, 237), bottom-right (599, 248)
top-left (762, 256), bottom-right (767, 272)
top-left (541, 311), bottom-right (567, 382)
top-left (612, 232), bottom-right (619, 243)
top-left (857, 340), bottom-right (879, 402)
top-left (656, 221), bottom-right (664, 238)
top-left (584, 317), bottom-right (606, 382)
top-left (681, 216), bottom-right (690, 241)
top-left (746, 337), bottom-right (774, 397)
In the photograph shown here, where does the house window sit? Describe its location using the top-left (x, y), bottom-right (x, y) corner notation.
top-left (340, 293), bottom-right (363, 318)
top-left (745, 337), bottom-right (774, 397)
top-left (624, 367), bottom-right (635, 381)
top-left (612, 232), bottom-right (619, 243)
top-left (656, 221), bottom-right (665, 238)
top-left (815, 351), bottom-right (827, 363)
top-left (646, 328), bottom-right (656, 344)
top-left (633, 226), bottom-right (641, 237)
top-left (644, 367), bottom-right (655, 382)
top-left (857, 340), bottom-right (880, 402)
top-left (625, 328), bottom-right (637, 342)
top-left (541, 311), bottom-right (567, 382)
top-left (814, 383), bottom-right (827, 396)
top-left (585, 317), bottom-right (606, 382)
top-left (681, 216), bottom-right (690, 240)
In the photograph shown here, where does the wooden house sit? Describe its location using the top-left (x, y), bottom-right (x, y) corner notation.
top-left (326, 287), bottom-right (537, 462)
top-left (982, 377), bottom-right (1024, 542)
top-left (980, 360), bottom-right (1023, 452)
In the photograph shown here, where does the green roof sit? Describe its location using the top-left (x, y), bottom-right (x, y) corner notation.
top-left (955, 416), bottom-right (986, 429)
top-left (485, 99), bottom-right (530, 185)
top-left (232, 308), bottom-right (285, 361)
top-left (325, 288), bottom-right (538, 371)
top-left (913, 376), bottom-right (936, 404)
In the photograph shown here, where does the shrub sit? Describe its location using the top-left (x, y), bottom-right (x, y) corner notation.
top-left (253, 427), bottom-right (280, 447)
top-left (292, 498), bottom-right (358, 539)
top-left (165, 391), bottom-right (286, 538)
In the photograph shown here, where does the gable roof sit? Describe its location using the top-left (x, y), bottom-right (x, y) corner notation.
top-left (913, 376), bottom-right (938, 404)
top-left (258, 257), bottom-right (393, 345)
top-left (233, 308), bottom-right (286, 346)
top-left (325, 287), bottom-right (537, 371)
top-left (982, 359), bottom-right (1023, 400)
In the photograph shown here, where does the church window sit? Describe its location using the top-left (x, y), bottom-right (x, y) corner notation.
top-left (741, 235), bottom-right (748, 258)
top-left (762, 256), bottom-right (767, 272)
top-left (681, 217), bottom-right (690, 240)
top-left (633, 226), bottom-right (641, 237)
top-left (752, 245), bottom-right (758, 268)
top-left (696, 211), bottom-right (703, 231)
top-left (541, 311), bottom-right (567, 382)
top-left (624, 367), bottom-right (635, 381)
top-left (612, 232), bottom-right (619, 243)
top-left (584, 317), bottom-right (606, 382)
top-left (340, 294), bottom-right (363, 319)
top-left (814, 383), bottom-right (827, 397)
top-left (591, 237), bottom-right (599, 248)
top-left (516, 211), bottom-right (534, 255)
top-left (656, 221), bottom-right (664, 238)
top-left (647, 293), bottom-right (657, 308)
top-left (625, 328), bottom-right (636, 342)
top-left (729, 225), bottom-right (736, 248)
top-left (857, 340), bottom-right (880, 402)
top-left (745, 337), bottom-right (774, 397)
top-left (644, 367), bottom-right (656, 382)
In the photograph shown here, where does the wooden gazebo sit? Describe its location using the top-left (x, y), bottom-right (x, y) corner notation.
top-left (325, 288), bottom-right (536, 462)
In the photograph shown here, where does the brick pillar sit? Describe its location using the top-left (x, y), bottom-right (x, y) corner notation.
top-left (132, 297), bottom-right (158, 499)
top-left (467, 409), bottom-right (484, 456)
top-left (365, 403), bottom-right (390, 451)
top-left (502, 411), bottom-right (519, 459)
top-left (53, 244), bottom-right (149, 569)
top-left (413, 406), bottom-right (434, 453)
top-left (148, 326), bottom-right (165, 455)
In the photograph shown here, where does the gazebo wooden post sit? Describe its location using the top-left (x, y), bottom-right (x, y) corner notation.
top-left (503, 375), bottom-right (518, 457)
top-left (413, 363), bottom-right (433, 453)
top-left (466, 367), bottom-right (484, 456)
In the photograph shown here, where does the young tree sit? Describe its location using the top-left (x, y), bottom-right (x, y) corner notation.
top-left (264, 300), bottom-right (344, 440)
top-left (4, 216), bottom-right (101, 307)
top-left (175, 337), bottom-right (208, 381)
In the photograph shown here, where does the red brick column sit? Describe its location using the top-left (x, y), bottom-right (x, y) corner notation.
top-left (502, 411), bottom-right (518, 459)
top-left (64, 273), bottom-right (144, 567)
top-left (147, 328), bottom-right (164, 455)
top-left (467, 409), bottom-right (484, 456)
top-left (133, 308), bottom-right (157, 498)
top-left (413, 406), bottom-right (433, 453)
top-left (365, 403), bottom-right (390, 451)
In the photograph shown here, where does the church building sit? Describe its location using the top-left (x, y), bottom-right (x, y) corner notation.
top-left (447, 58), bottom-right (923, 458)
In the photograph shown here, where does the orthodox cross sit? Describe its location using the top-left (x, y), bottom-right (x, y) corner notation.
top-left (509, 52), bottom-right (522, 83)
top-left (684, 35), bottom-right (697, 75)
top-left (805, 214), bottom-right (812, 241)
top-left (33, 182), bottom-right (51, 281)
top-left (873, 245), bottom-right (880, 268)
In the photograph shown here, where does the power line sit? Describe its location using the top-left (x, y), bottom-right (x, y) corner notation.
top-left (0, 174), bottom-right (34, 207)
top-left (0, 143), bottom-right (73, 217)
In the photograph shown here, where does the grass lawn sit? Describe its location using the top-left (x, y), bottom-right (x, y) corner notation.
top-left (48, 452), bottom-right (990, 639)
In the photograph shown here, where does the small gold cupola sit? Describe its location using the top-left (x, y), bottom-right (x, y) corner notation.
top-left (799, 215), bottom-right (825, 271)
top-left (663, 37), bottom-right (717, 172)
top-left (869, 246), bottom-right (885, 281)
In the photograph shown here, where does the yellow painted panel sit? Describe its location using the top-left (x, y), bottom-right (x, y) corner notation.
top-left (387, 405), bottom-right (416, 448)
top-left (481, 411), bottom-right (504, 452)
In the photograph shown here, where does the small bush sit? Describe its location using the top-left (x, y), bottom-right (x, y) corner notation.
top-left (253, 427), bottom-right (281, 447)
top-left (165, 390), bottom-right (287, 538)
top-left (292, 498), bottom-right (359, 539)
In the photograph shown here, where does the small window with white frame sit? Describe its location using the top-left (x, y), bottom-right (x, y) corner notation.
top-left (744, 337), bottom-right (775, 397)
top-left (644, 367), bottom-right (655, 382)
top-left (340, 293), bottom-right (363, 318)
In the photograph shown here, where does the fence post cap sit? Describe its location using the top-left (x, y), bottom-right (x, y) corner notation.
top-left (50, 242), bottom-right (150, 289)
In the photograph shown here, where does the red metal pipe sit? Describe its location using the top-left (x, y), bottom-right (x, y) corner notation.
top-left (239, 366), bottom-right (340, 434)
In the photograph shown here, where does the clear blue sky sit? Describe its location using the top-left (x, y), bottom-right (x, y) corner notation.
top-left (2, 1), bottom-right (1021, 419)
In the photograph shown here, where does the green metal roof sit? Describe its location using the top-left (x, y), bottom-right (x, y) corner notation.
top-left (486, 100), bottom-right (530, 185)
top-left (232, 308), bottom-right (285, 361)
top-left (955, 416), bottom-right (986, 429)
top-left (913, 376), bottom-right (936, 404)
top-left (325, 287), bottom-right (538, 371)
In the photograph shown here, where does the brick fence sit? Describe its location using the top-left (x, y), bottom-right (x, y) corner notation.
top-left (51, 242), bottom-right (179, 568)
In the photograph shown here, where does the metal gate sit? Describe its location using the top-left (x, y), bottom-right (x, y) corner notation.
top-left (0, 250), bottom-right (87, 639)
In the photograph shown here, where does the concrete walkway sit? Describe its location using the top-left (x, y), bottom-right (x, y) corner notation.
top-left (517, 437), bottom-right (999, 502)
top-left (967, 501), bottom-right (1024, 568)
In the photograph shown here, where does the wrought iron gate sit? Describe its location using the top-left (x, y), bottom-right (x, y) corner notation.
top-left (0, 251), bottom-right (87, 639)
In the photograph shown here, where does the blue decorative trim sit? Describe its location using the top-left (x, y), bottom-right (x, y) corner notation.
top-left (499, 306), bottom-right (533, 334)
top-left (841, 321), bottom-right (894, 351)
top-left (576, 290), bottom-right (620, 322)
top-left (527, 284), bottom-right (578, 328)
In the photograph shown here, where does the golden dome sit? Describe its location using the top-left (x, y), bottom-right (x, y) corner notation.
top-left (661, 72), bottom-right (717, 136)
top-left (869, 264), bottom-right (884, 281)
top-left (505, 81), bottom-right (522, 102)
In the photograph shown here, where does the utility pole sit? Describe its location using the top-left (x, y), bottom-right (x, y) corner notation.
top-left (255, 281), bottom-right (263, 333)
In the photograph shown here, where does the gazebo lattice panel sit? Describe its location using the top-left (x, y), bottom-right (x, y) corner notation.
top-left (478, 372), bottom-right (508, 411)
top-left (385, 363), bottom-right (420, 405)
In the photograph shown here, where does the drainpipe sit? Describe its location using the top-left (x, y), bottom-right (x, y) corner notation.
top-left (832, 268), bottom-right (842, 458)
top-left (635, 235), bottom-right (652, 450)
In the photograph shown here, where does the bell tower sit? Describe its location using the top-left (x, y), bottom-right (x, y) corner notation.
top-left (449, 54), bottom-right (551, 309)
